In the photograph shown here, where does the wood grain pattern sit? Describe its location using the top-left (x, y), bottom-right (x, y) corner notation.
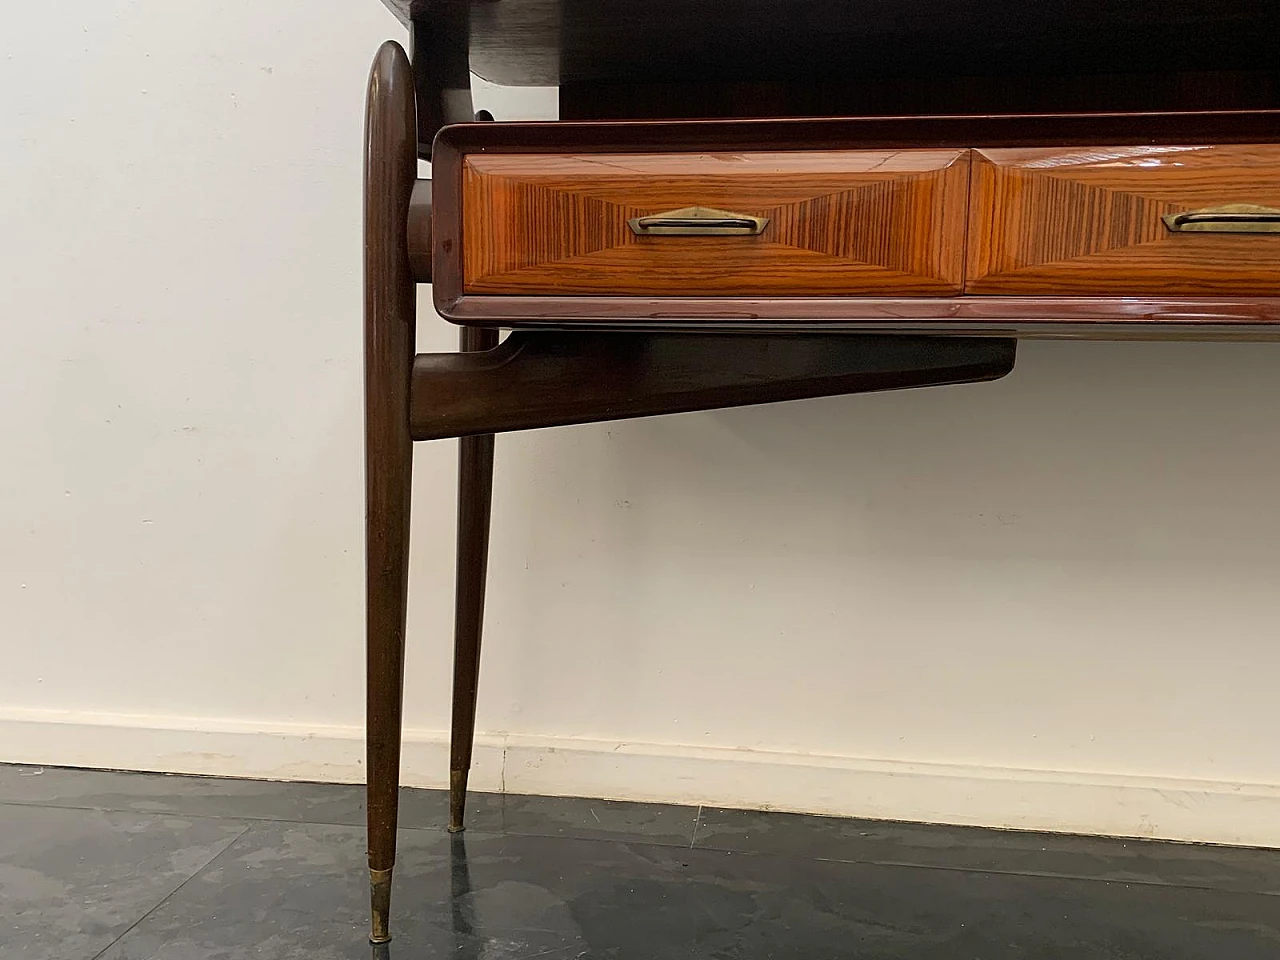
top-left (967, 144), bottom-right (1280, 295)
top-left (432, 116), bottom-right (1280, 331)
top-left (461, 151), bottom-right (970, 296)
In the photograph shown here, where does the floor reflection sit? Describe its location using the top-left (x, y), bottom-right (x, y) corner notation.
top-left (448, 832), bottom-right (477, 960)
top-left (368, 832), bottom-right (475, 960)
top-left (372, 829), bottom-right (590, 960)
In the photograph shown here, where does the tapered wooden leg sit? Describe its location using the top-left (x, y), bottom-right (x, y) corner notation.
top-left (363, 39), bottom-right (417, 945)
top-left (449, 327), bottom-right (500, 832)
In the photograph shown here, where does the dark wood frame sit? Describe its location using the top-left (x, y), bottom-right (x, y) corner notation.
top-left (363, 37), bottom-right (1018, 944)
top-left (362, 7), bottom-right (1280, 944)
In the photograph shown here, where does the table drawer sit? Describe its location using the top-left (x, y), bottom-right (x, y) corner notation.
top-left (459, 150), bottom-right (969, 297)
top-left (967, 144), bottom-right (1280, 295)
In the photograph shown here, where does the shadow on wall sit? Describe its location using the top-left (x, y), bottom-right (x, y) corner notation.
top-left (478, 340), bottom-right (1280, 773)
top-left (703, 339), bottom-right (1280, 567)
top-left (509, 340), bottom-right (1280, 567)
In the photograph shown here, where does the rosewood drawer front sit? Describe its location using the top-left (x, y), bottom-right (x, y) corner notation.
top-left (968, 144), bottom-right (1280, 296)
top-left (459, 150), bottom-right (970, 297)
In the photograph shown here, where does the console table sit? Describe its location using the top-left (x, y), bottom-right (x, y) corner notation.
top-left (361, 0), bottom-right (1280, 942)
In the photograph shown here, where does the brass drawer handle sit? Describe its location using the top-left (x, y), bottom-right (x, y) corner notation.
top-left (1163, 204), bottom-right (1280, 234)
top-left (637, 216), bottom-right (758, 230)
top-left (628, 206), bottom-right (769, 236)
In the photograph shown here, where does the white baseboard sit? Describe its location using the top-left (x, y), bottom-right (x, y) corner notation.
top-left (3, 706), bottom-right (1279, 848)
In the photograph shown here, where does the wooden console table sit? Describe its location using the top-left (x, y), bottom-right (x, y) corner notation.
top-left (361, 0), bottom-right (1280, 942)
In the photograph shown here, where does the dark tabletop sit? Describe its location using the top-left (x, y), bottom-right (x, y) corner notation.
top-left (378, 0), bottom-right (1278, 88)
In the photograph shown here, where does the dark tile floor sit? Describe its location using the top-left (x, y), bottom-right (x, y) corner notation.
top-left (2, 764), bottom-right (1279, 959)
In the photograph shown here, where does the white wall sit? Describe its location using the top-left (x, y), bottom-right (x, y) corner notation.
top-left (4, 0), bottom-right (1280, 845)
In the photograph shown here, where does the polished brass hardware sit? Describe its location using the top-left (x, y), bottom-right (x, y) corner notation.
top-left (628, 206), bottom-right (769, 236)
top-left (1163, 203), bottom-right (1280, 233)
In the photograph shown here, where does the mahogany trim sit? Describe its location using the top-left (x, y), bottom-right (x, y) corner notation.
top-left (439, 295), bottom-right (1280, 334)
top-left (434, 110), bottom-right (1280, 158)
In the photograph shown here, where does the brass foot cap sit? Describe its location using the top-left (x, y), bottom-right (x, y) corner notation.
top-left (449, 768), bottom-right (468, 833)
top-left (369, 866), bottom-right (393, 944)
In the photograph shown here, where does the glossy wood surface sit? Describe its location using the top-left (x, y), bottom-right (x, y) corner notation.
top-left (362, 39), bottom-right (417, 946)
top-left (381, 0), bottom-right (1277, 91)
top-left (968, 144), bottom-right (1280, 295)
top-left (448, 325), bottom-right (498, 833)
top-left (409, 333), bottom-right (1015, 440)
top-left (435, 112), bottom-right (1280, 157)
top-left (461, 151), bottom-right (969, 296)
top-left (439, 296), bottom-right (1280, 336)
top-left (559, 72), bottom-right (1280, 123)
top-left (363, 0), bottom-right (1280, 927)
top-left (433, 115), bottom-right (1280, 331)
